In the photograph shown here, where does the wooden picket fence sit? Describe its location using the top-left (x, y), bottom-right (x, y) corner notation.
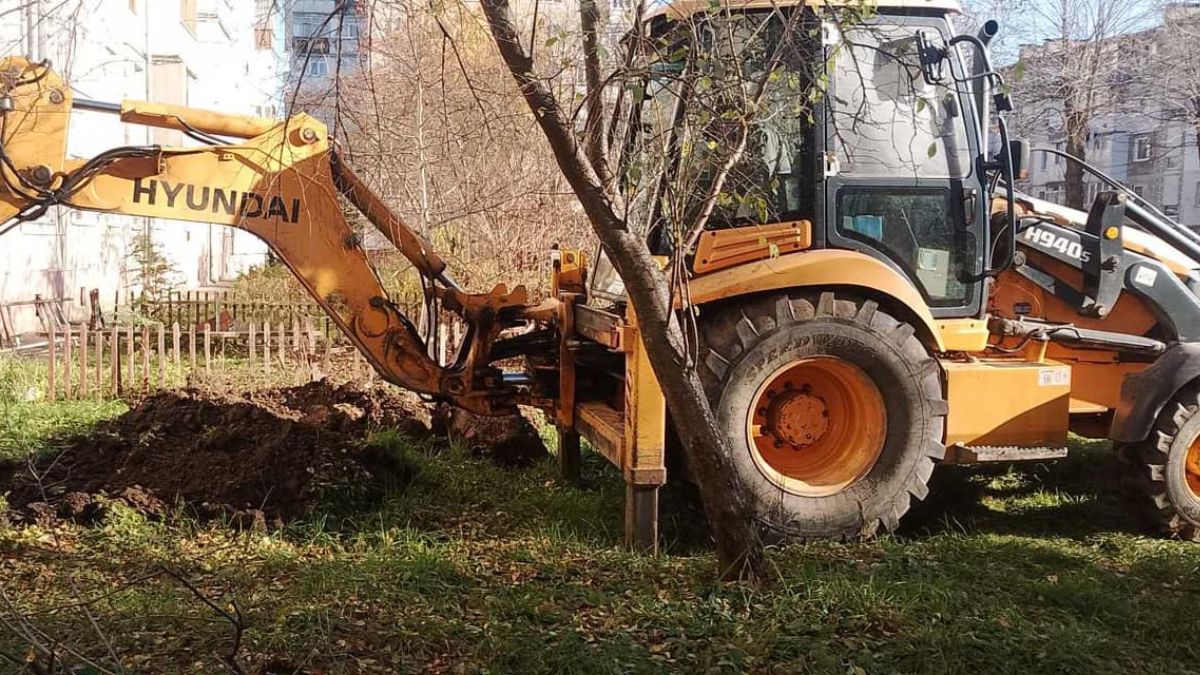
top-left (35, 286), bottom-right (472, 400)
top-left (40, 316), bottom-right (376, 401)
top-left (113, 288), bottom-right (425, 334)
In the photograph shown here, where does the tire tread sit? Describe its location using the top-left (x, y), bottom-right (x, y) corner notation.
top-left (698, 290), bottom-right (944, 541)
top-left (1125, 384), bottom-right (1200, 540)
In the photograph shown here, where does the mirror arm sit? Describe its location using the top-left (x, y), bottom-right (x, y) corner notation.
top-left (983, 115), bottom-right (1018, 277)
top-left (915, 32), bottom-right (947, 85)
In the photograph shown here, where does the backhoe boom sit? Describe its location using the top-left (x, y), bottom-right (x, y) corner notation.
top-left (0, 57), bottom-right (530, 414)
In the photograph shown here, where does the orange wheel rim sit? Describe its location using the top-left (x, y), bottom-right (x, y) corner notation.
top-left (746, 356), bottom-right (886, 497)
top-left (1187, 438), bottom-right (1200, 499)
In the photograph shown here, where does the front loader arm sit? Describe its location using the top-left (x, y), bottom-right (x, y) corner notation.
top-left (0, 57), bottom-right (528, 414)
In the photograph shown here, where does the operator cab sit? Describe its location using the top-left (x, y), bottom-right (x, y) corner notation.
top-left (592, 0), bottom-right (1011, 320)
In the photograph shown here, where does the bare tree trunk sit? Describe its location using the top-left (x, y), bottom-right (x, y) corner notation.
top-left (1064, 98), bottom-right (1088, 210)
top-left (579, 0), bottom-right (615, 195)
top-left (408, 11), bottom-right (434, 239)
top-left (1190, 98), bottom-right (1200, 166)
top-left (479, 0), bottom-right (766, 579)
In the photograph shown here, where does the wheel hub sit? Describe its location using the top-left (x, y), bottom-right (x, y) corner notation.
top-left (746, 356), bottom-right (887, 497)
top-left (765, 390), bottom-right (829, 447)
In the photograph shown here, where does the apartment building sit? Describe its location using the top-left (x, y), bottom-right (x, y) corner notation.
top-left (286, 0), bottom-right (365, 90)
top-left (1016, 4), bottom-right (1200, 228)
top-left (0, 0), bottom-right (285, 335)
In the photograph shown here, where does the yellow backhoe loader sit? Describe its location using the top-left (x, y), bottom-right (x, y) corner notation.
top-left (5, 0), bottom-right (1200, 551)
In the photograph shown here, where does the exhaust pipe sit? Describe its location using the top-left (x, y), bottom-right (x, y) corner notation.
top-left (973, 20), bottom-right (1000, 149)
top-left (977, 19), bottom-right (1000, 46)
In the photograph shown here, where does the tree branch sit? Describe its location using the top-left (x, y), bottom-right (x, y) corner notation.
top-left (579, 0), bottom-right (616, 195)
top-left (479, 0), bottom-right (765, 579)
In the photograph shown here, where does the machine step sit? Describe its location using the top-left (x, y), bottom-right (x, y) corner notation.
top-left (575, 401), bottom-right (624, 468)
top-left (948, 444), bottom-right (1069, 464)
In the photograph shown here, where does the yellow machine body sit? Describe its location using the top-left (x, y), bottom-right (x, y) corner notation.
top-left (942, 358), bottom-right (1071, 448)
top-left (2, 43), bottom-right (1194, 552)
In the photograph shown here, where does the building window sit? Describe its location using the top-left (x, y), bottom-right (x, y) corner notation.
top-left (255, 25), bottom-right (273, 50)
top-left (1193, 181), bottom-right (1200, 207)
top-left (293, 12), bottom-right (327, 38)
top-left (1165, 204), bottom-right (1180, 217)
top-left (1133, 185), bottom-right (1145, 198)
top-left (1134, 135), bottom-right (1152, 162)
top-left (1041, 151), bottom-right (1048, 171)
top-left (1054, 140), bottom-right (1065, 165)
top-left (308, 57), bottom-right (329, 78)
top-left (1167, 153), bottom-right (1179, 169)
top-left (150, 57), bottom-right (187, 146)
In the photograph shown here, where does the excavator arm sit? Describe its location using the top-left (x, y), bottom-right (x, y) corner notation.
top-left (0, 57), bottom-right (532, 414)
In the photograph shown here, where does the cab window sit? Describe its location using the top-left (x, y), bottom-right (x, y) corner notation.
top-left (830, 22), bottom-right (971, 178)
top-left (828, 19), bottom-right (978, 309)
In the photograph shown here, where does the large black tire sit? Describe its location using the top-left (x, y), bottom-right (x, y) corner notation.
top-left (698, 291), bottom-right (946, 541)
top-left (1126, 385), bottom-right (1200, 540)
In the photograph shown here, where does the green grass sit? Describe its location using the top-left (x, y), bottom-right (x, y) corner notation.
top-left (2, 395), bottom-right (1200, 674)
top-left (0, 357), bottom-right (127, 460)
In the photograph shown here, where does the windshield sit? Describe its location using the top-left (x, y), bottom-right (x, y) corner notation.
top-left (829, 22), bottom-right (971, 179)
top-left (623, 60), bottom-right (683, 236)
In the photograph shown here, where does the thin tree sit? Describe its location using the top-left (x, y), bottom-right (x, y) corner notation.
top-left (1007, 0), bottom-right (1150, 209)
top-left (473, 0), bottom-right (864, 577)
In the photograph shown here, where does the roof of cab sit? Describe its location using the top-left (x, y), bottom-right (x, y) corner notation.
top-left (648, 0), bottom-right (963, 21)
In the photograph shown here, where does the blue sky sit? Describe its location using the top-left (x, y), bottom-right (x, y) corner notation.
top-left (961, 0), bottom-right (1163, 65)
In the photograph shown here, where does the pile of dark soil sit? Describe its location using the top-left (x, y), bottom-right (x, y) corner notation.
top-left (432, 403), bottom-right (548, 468)
top-left (0, 382), bottom-right (432, 529)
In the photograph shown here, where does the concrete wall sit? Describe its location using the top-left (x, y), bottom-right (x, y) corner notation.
top-left (0, 0), bottom-right (284, 335)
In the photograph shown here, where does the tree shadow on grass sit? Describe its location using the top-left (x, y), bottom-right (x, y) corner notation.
top-left (901, 437), bottom-right (1144, 540)
top-left (290, 435), bottom-right (634, 548)
top-left (658, 436), bottom-right (1150, 553)
top-left (297, 431), bottom-right (1154, 555)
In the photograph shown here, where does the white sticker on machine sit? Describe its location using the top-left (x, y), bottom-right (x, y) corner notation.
top-left (1133, 266), bottom-right (1158, 287)
top-left (1038, 367), bottom-right (1070, 387)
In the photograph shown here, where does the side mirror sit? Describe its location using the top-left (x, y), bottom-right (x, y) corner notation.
top-left (1003, 139), bottom-right (1031, 180)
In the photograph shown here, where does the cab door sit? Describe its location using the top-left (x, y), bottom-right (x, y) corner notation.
top-left (823, 16), bottom-right (986, 318)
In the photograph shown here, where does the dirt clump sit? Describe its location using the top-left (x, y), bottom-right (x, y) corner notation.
top-left (249, 380), bottom-right (433, 438)
top-left (432, 403), bottom-right (548, 468)
top-left (0, 381), bottom-right (428, 528)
